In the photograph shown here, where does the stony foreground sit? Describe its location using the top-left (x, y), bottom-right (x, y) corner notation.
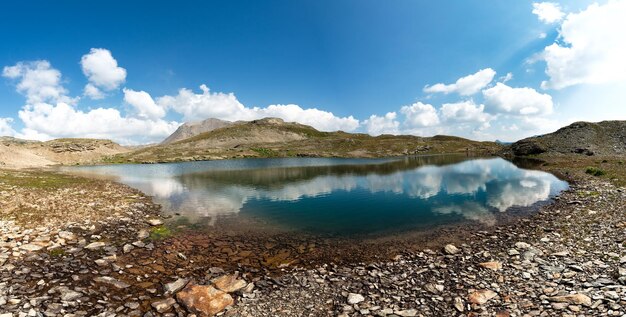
top-left (0, 168), bottom-right (625, 316)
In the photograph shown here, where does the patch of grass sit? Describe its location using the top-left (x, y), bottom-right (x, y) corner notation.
top-left (149, 225), bottom-right (173, 240)
top-left (251, 147), bottom-right (278, 157)
top-left (0, 171), bottom-right (88, 189)
top-left (49, 248), bottom-right (65, 257)
top-left (585, 166), bottom-right (606, 176)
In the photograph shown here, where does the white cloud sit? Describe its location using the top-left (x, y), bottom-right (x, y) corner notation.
top-left (364, 112), bottom-right (400, 136)
top-left (0, 118), bottom-right (16, 136)
top-left (84, 83), bottom-right (105, 100)
top-left (2, 61), bottom-right (75, 105)
top-left (400, 102), bottom-right (440, 127)
top-left (482, 83), bottom-right (553, 116)
top-left (532, 2), bottom-right (565, 24)
top-left (540, 0), bottom-right (626, 89)
top-left (80, 48), bottom-right (127, 97)
top-left (441, 101), bottom-right (491, 124)
top-left (424, 68), bottom-right (496, 96)
top-left (255, 104), bottom-right (360, 132)
top-left (500, 72), bottom-right (513, 83)
top-left (123, 88), bottom-right (167, 120)
top-left (18, 102), bottom-right (179, 144)
top-left (157, 84), bottom-right (360, 132)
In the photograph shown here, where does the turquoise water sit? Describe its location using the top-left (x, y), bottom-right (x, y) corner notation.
top-left (65, 156), bottom-right (568, 236)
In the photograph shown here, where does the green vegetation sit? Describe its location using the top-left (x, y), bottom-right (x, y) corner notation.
top-left (585, 166), bottom-right (606, 176)
top-left (149, 225), bottom-right (173, 240)
top-left (251, 147), bottom-right (278, 157)
top-left (0, 171), bottom-right (88, 189)
top-left (49, 248), bottom-right (66, 257)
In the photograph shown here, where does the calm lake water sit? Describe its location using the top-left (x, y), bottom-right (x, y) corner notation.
top-left (65, 156), bottom-right (568, 236)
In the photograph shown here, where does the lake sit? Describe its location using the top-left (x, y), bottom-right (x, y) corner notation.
top-left (64, 155), bottom-right (568, 237)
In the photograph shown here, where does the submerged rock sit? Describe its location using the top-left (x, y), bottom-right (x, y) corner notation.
top-left (212, 274), bottom-right (247, 293)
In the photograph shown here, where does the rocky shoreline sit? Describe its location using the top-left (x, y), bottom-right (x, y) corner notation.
top-left (1, 164), bottom-right (625, 316)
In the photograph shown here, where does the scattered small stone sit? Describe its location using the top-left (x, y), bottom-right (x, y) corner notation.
top-left (164, 278), bottom-right (189, 294)
top-left (147, 219), bottom-right (163, 226)
top-left (151, 297), bottom-right (176, 313)
top-left (347, 293), bottom-right (365, 304)
top-left (468, 290), bottom-right (498, 305)
top-left (444, 244), bottom-right (459, 255)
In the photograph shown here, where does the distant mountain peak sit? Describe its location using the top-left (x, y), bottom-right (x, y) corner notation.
top-left (161, 118), bottom-right (233, 144)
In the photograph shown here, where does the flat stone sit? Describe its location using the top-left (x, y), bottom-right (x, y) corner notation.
top-left (19, 244), bottom-right (43, 252)
top-left (151, 297), bottom-right (176, 313)
top-left (59, 289), bottom-right (82, 301)
top-left (164, 278), bottom-right (189, 295)
top-left (444, 244), bottom-right (459, 255)
top-left (147, 219), bottom-right (163, 226)
top-left (395, 309), bottom-right (417, 316)
top-left (85, 241), bottom-right (106, 250)
top-left (453, 297), bottom-right (464, 312)
top-left (57, 231), bottom-right (76, 241)
top-left (469, 290), bottom-right (498, 305)
top-left (137, 229), bottom-right (150, 240)
top-left (93, 276), bottom-right (130, 289)
top-left (549, 293), bottom-right (592, 306)
top-left (347, 293), bottom-right (365, 304)
top-left (212, 274), bottom-right (247, 293)
top-left (123, 244), bottom-right (134, 253)
top-left (479, 261), bottom-right (502, 271)
top-left (176, 283), bottom-right (234, 317)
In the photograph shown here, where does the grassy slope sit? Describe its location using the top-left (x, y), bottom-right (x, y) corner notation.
top-left (105, 120), bottom-right (503, 164)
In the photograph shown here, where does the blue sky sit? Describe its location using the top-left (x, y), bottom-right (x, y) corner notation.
top-left (1, 0), bottom-right (624, 144)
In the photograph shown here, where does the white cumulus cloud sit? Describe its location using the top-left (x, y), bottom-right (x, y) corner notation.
top-left (364, 112), bottom-right (400, 136)
top-left (400, 102), bottom-right (440, 127)
top-left (0, 118), bottom-right (16, 136)
top-left (157, 84), bottom-right (360, 132)
top-left (532, 2), bottom-right (565, 24)
top-left (483, 83), bottom-right (553, 116)
top-left (424, 68), bottom-right (496, 96)
top-left (441, 101), bottom-right (491, 124)
top-left (18, 103), bottom-right (179, 144)
top-left (80, 48), bottom-right (127, 98)
top-left (123, 88), bottom-right (167, 120)
top-left (540, 0), bottom-right (626, 89)
top-left (84, 83), bottom-right (105, 100)
top-left (2, 61), bottom-right (75, 105)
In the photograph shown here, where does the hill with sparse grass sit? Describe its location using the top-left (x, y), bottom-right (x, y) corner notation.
top-left (510, 121), bottom-right (626, 157)
top-left (0, 137), bottom-right (129, 168)
top-left (106, 117), bottom-right (503, 164)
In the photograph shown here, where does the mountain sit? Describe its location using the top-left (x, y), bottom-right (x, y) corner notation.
top-left (511, 121), bottom-right (626, 156)
top-left (111, 117), bottom-right (503, 163)
top-left (161, 118), bottom-right (233, 144)
top-left (0, 138), bottom-right (128, 168)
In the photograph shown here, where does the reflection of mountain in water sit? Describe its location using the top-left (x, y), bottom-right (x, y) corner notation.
top-left (65, 156), bottom-right (567, 233)
top-left (141, 156), bottom-right (566, 228)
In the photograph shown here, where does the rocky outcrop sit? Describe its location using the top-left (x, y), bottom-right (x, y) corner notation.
top-left (511, 120), bottom-right (626, 156)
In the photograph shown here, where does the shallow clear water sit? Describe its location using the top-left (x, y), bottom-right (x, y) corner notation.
top-left (64, 156), bottom-right (568, 236)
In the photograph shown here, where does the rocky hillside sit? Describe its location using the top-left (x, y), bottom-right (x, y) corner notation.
top-left (511, 121), bottom-right (626, 156)
top-left (161, 118), bottom-right (233, 144)
top-left (110, 117), bottom-right (503, 163)
top-left (0, 138), bottom-right (128, 168)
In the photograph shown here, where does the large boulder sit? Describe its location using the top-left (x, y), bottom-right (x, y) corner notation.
top-left (176, 283), bottom-right (234, 317)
